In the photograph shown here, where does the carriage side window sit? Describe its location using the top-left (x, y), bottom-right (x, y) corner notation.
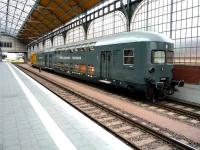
top-left (123, 49), bottom-right (134, 65)
top-left (152, 51), bottom-right (165, 64)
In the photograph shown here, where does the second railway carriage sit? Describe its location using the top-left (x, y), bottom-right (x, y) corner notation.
top-left (32, 31), bottom-right (184, 100)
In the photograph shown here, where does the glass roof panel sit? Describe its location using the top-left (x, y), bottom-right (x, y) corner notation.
top-left (0, 0), bottom-right (36, 37)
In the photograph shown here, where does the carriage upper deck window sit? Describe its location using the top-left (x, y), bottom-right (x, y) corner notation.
top-left (124, 49), bottom-right (134, 65)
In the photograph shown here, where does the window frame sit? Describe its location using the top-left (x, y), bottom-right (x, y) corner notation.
top-left (166, 50), bottom-right (174, 64)
top-left (151, 50), bottom-right (174, 64)
top-left (151, 50), bottom-right (166, 64)
top-left (123, 48), bottom-right (135, 65)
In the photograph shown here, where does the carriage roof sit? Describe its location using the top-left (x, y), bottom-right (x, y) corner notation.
top-left (42, 31), bottom-right (173, 53)
top-left (95, 31), bottom-right (173, 46)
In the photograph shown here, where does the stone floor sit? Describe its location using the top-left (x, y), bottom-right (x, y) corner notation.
top-left (170, 83), bottom-right (200, 105)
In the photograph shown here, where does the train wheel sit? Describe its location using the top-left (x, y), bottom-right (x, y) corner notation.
top-left (127, 85), bottom-right (135, 93)
top-left (159, 89), bottom-right (166, 99)
top-left (166, 86), bottom-right (174, 95)
top-left (145, 87), bottom-right (155, 101)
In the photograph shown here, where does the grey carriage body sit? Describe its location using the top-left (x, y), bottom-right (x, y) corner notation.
top-left (34, 31), bottom-right (183, 99)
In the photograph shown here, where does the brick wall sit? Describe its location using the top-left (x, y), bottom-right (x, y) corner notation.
top-left (173, 65), bottom-right (200, 84)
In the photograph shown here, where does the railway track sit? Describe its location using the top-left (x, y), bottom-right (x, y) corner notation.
top-left (31, 65), bottom-right (200, 124)
top-left (108, 94), bottom-right (200, 126)
top-left (91, 88), bottom-right (200, 125)
top-left (16, 65), bottom-right (196, 150)
top-left (155, 100), bottom-right (200, 121)
top-left (94, 88), bottom-right (200, 123)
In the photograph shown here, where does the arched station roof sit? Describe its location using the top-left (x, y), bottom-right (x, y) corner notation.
top-left (0, 0), bottom-right (35, 38)
top-left (0, 0), bottom-right (100, 43)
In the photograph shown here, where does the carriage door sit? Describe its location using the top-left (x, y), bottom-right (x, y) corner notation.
top-left (44, 55), bottom-right (48, 67)
top-left (49, 54), bottom-right (53, 68)
top-left (100, 51), bottom-right (111, 79)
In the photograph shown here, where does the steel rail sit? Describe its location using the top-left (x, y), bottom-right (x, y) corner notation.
top-left (155, 101), bottom-right (200, 121)
top-left (167, 97), bottom-right (200, 109)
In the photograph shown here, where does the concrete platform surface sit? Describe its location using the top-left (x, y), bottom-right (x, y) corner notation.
top-left (170, 83), bottom-right (200, 105)
top-left (0, 62), bottom-right (132, 150)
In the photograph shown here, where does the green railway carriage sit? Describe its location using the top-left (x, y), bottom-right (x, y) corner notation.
top-left (33, 31), bottom-right (184, 100)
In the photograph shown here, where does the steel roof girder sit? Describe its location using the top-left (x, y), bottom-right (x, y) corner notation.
top-left (17, 0), bottom-right (40, 37)
top-left (5, 0), bottom-right (10, 32)
top-left (59, 0), bottom-right (89, 20)
top-left (32, 7), bottom-right (57, 30)
top-left (13, 0), bottom-right (30, 34)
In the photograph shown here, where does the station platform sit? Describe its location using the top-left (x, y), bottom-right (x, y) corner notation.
top-left (0, 62), bottom-right (132, 150)
top-left (169, 83), bottom-right (200, 105)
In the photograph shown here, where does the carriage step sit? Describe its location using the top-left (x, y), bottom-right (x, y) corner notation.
top-left (99, 80), bottom-right (111, 84)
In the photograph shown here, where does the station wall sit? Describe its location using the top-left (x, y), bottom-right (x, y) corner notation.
top-left (173, 65), bottom-right (200, 84)
top-left (0, 35), bottom-right (25, 53)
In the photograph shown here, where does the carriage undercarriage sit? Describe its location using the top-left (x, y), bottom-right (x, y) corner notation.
top-left (145, 78), bottom-right (184, 101)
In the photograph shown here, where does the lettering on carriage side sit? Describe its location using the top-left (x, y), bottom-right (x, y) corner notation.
top-left (59, 56), bottom-right (70, 60)
top-left (57, 56), bottom-right (81, 60)
top-left (72, 56), bottom-right (81, 60)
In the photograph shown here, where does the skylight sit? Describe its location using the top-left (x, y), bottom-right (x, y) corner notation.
top-left (0, 0), bottom-right (36, 37)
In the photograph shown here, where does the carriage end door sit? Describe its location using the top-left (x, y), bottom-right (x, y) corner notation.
top-left (49, 54), bottom-right (53, 68)
top-left (44, 55), bottom-right (48, 67)
top-left (100, 51), bottom-right (111, 79)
